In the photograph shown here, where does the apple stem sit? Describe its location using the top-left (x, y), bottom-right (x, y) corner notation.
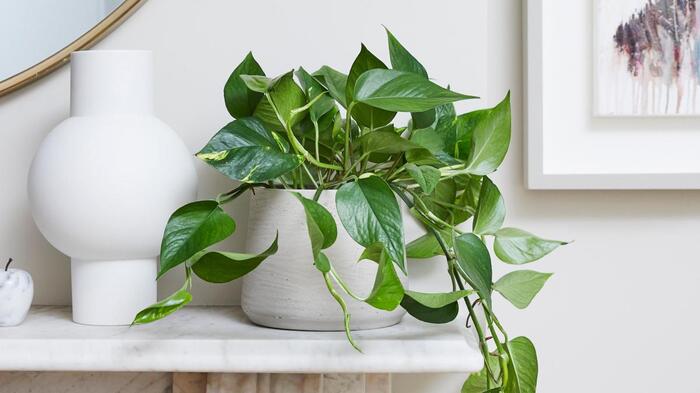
top-left (4, 258), bottom-right (12, 272)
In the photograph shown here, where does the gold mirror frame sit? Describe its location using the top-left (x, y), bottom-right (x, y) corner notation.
top-left (0, 0), bottom-right (146, 97)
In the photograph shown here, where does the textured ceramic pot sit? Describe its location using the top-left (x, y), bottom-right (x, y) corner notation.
top-left (242, 188), bottom-right (407, 331)
top-left (27, 50), bottom-right (197, 325)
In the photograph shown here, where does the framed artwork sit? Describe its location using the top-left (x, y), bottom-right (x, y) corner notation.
top-left (526, 0), bottom-right (700, 189)
top-left (595, 0), bottom-right (700, 117)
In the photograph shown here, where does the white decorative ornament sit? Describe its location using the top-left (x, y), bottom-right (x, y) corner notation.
top-left (242, 189), bottom-right (407, 331)
top-left (27, 50), bottom-right (197, 326)
top-left (0, 259), bottom-right (34, 327)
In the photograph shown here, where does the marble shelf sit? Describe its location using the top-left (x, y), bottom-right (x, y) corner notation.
top-left (0, 306), bottom-right (482, 374)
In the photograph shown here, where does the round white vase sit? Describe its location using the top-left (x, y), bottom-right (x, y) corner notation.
top-left (242, 188), bottom-right (407, 331)
top-left (27, 50), bottom-right (197, 326)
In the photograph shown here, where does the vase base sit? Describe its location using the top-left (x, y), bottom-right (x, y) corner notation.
top-left (71, 258), bottom-right (156, 326)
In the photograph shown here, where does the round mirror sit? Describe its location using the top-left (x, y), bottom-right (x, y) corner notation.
top-left (0, 0), bottom-right (145, 97)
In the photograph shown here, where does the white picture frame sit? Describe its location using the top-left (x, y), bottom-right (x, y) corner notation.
top-left (525, 0), bottom-right (700, 190)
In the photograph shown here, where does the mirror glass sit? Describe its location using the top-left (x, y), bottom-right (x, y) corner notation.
top-left (0, 0), bottom-right (126, 81)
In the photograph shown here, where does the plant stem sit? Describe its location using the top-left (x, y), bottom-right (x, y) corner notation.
top-left (301, 163), bottom-right (319, 189)
top-left (4, 258), bottom-right (12, 271)
top-left (344, 102), bottom-right (356, 171)
top-left (265, 92), bottom-right (342, 172)
top-left (313, 121), bottom-right (321, 162)
top-left (391, 186), bottom-right (497, 383)
top-left (453, 272), bottom-right (499, 385)
top-left (217, 183), bottom-right (257, 204)
top-left (323, 271), bottom-right (361, 352)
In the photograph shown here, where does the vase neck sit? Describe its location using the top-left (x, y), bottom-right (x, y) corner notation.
top-left (70, 50), bottom-right (154, 117)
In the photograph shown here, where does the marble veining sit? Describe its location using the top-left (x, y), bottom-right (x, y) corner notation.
top-left (0, 306), bottom-right (481, 374)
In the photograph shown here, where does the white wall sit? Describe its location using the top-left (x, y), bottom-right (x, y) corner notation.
top-left (0, 1), bottom-right (697, 392)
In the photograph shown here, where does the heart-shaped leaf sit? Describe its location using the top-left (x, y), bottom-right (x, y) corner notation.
top-left (357, 130), bottom-right (424, 155)
top-left (472, 177), bottom-right (505, 235)
top-left (464, 92), bottom-right (512, 175)
top-left (296, 67), bottom-right (337, 124)
top-left (506, 337), bottom-right (538, 393)
top-left (197, 117), bottom-right (303, 183)
top-left (192, 234), bottom-right (278, 283)
top-left (224, 52), bottom-right (265, 119)
top-left (313, 65), bottom-right (349, 108)
top-left (239, 74), bottom-right (275, 93)
top-left (336, 176), bottom-right (406, 273)
top-left (494, 270), bottom-right (552, 309)
top-left (406, 233), bottom-right (442, 259)
top-left (494, 228), bottom-right (567, 265)
top-left (293, 192), bottom-right (338, 271)
top-left (386, 28), bottom-right (428, 77)
top-left (354, 69), bottom-right (475, 112)
top-left (159, 201), bottom-right (236, 278)
top-left (454, 233), bottom-right (492, 306)
top-left (405, 163), bottom-right (441, 194)
top-left (365, 249), bottom-right (404, 311)
top-left (264, 71), bottom-right (307, 127)
top-left (346, 44), bottom-right (396, 128)
top-left (385, 28), bottom-right (436, 129)
top-left (401, 289), bottom-right (472, 324)
top-left (133, 271), bottom-right (192, 325)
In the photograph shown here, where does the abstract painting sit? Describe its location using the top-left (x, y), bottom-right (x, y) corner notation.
top-left (595, 0), bottom-right (700, 116)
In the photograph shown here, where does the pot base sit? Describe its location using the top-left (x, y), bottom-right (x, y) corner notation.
top-left (71, 258), bottom-right (156, 326)
top-left (243, 307), bottom-right (404, 332)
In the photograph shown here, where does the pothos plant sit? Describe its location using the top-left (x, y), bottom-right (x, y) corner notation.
top-left (133, 29), bottom-right (567, 393)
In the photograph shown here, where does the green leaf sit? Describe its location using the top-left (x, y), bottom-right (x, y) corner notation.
top-left (385, 28), bottom-right (435, 129)
top-left (239, 74), bottom-right (274, 93)
top-left (358, 242), bottom-right (383, 263)
top-left (421, 178), bottom-right (457, 222)
top-left (192, 234), bottom-right (278, 283)
top-left (346, 45), bottom-right (396, 128)
top-left (322, 272), bottom-right (360, 352)
top-left (472, 177), bottom-right (505, 235)
top-left (386, 28), bottom-right (428, 77)
top-left (313, 65), bottom-right (348, 108)
top-left (454, 233), bottom-right (492, 306)
top-left (197, 117), bottom-right (303, 182)
top-left (506, 337), bottom-right (538, 393)
top-left (296, 67), bottom-right (336, 124)
top-left (464, 92), bottom-right (512, 175)
top-left (354, 69), bottom-right (475, 112)
top-left (158, 201), bottom-right (235, 278)
top-left (401, 289), bottom-right (472, 324)
top-left (494, 228), bottom-right (567, 265)
top-left (224, 52), bottom-right (265, 119)
top-left (365, 250), bottom-right (404, 311)
top-left (406, 233), bottom-right (442, 259)
top-left (461, 355), bottom-right (501, 393)
top-left (295, 66), bottom-right (325, 96)
top-left (405, 163), bottom-right (440, 194)
top-left (357, 130), bottom-right (424, 155)
top-left (292, 192), bottom-right (338, 272)
top-left (453, 175), bottom-right (482, 225)
top-left (133, 271), bottom-right (192, 325)
top-left (336, 176), bottom-right (406, 273)
top-left (494, 270), bottom-right (553, 309)
top-left (315, 252), bottom-right (332, 273)
top-left (265, 71), bottom-right (307, 127)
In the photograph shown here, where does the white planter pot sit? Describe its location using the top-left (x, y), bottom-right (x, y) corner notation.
top-left (242, 188), bottom-right (407, 331)
top-left (27, 50), bottom-right (197, 325)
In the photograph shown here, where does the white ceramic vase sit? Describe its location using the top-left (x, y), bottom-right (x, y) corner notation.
top-left (28, 50), bottom-right (197, 326)
top-left (242, 188), bottom-right (407, 331)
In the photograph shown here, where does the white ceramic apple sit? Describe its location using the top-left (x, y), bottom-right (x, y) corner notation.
top-left (0, 259), bottom-right (33, 327)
